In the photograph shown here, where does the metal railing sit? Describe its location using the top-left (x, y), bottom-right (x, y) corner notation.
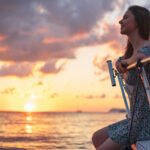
top-left (107, 57), bottom-right (150, 118)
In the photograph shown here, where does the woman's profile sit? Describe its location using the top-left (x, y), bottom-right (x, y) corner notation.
top-left (92, 5), bottom-right (150, 150)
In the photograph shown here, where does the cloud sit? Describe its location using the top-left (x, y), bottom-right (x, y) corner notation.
top-left (0, 0), bottom-right (131, 77)
top-left (0, 63), bottom-right (33, 77)
top-left (93, 55), bottom-right (112, 72)
top-left (93, 54), bottom-right (112, 81)
top-left (114, 94), bottom-right (122, 99)
top-left (0, 0), bottom-right (123, 63)
top-left (99, 76), bottom-right (110, 82)
top-left (0, 87), bottom-right (16, 94)
top-left (76, 94), bottom-right (106, 99)
top-left (39, 59), bottom-right (66, 74)
top-left (50, 93), bottom-right (59, 99)
top-left (93, 45), bottom-right (124, 82)
top-left (33, 81), bottom-right (44, 86)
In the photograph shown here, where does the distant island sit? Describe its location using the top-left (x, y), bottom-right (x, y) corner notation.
top-left (76, 110), bottom-right (83, 113)
top-left (108, 108), bottom-right (126, 113)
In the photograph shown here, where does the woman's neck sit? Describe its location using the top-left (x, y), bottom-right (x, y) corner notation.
top-left (128, 31), bottom-right (147, 54)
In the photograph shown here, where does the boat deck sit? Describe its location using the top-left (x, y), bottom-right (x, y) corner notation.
top-left (132, 141), bottom-right (150, 150)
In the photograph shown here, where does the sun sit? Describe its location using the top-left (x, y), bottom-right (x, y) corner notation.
top-left (24, 103), bottom-right (35, 112)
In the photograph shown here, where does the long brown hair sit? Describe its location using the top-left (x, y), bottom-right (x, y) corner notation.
top-left (123, 5), bottom-right (150, 59)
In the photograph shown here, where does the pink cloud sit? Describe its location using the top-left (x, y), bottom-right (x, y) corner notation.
top-left (0, 0), bottom-right (132, 77)
top-left (0, 0), bottom-right (125, 63)
top-left (39, 59), bottom-right (66, 74)
top-left (0, 63), bottom-right (33, 77)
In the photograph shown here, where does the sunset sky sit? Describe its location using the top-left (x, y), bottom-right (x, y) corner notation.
top-left (0, 0), bottom-right (149, 112)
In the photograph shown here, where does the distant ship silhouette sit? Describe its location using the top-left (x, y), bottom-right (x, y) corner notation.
top-left (109, 108), bottom-right (126, 113)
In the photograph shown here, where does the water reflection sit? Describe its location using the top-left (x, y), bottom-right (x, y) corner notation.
top-left (25, 115), bottom-right (32, 133)
top-left (26, 116), bottom-right (32, 121)
top-left (0, 112), bottom-right (127, 150)
top-left (25, 125), bottom-right (32, 133)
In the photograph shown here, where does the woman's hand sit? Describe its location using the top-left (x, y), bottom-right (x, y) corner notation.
top-left (120, 59), bottom-right (129, 67)
top-left (115, 51), bottom-right (148, 73)
top-left (115, 59), bottom-right (128, 73)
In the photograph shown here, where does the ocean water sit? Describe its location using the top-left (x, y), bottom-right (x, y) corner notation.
top-left (0, 111), bottom-right (126, 150)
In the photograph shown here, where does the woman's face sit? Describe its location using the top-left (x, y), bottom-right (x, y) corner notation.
top-left (119, 9), bottom-right (138, 35)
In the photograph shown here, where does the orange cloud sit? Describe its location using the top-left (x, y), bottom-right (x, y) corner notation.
top-left (93, 55), bottom-right (111, 72)
top-left (0, 35), bottom-right (7, 41)
top-left (0, 87), bottom-right (16, 94)
top-left (69, 32), bottom-right (88, 42)
top-left (43, 38), bottom-right (63, 44)
top-left (50, 93), bottom-right (59, 98)
top-left (33, 81), bottom-right (44, 86)
top-left (93, 55), bottom-right (113, 82)
top-left (99, 76), bottom-right (109, 82)
top-left (0, 1), bottom-right (127, 65)
top-left (43, 32), bottom-right (88, 44)
top-left (36, 81), bottom-right (43, 86)
top-left (0, 46), bottom-right (7, 52)
top-left (39, 28), bottom-right (48, 33)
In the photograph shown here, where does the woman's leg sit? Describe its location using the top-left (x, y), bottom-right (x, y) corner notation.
top-left (92, 126), bottom-right (109, 148)
top-left (96, 137), bottom-right (124, 150)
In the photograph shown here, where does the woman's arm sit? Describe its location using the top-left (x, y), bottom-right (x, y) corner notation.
top-left (116, 48), bottom-right (149, 73)
top-left (120, 52), bottom-right (148, 67)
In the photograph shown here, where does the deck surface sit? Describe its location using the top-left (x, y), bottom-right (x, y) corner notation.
top-left (134, 140), bottom-right (150, 150)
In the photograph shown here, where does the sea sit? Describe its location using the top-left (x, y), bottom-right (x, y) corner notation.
top-left (0, 111), bottom-right (126, 150)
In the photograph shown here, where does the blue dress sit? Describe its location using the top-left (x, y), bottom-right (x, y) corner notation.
top-left (108, 46), bottom-right (150, 144)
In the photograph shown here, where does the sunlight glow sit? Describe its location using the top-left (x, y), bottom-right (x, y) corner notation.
top-left (29, 94), bottom-right (37, 99)
top-left (26, 116), bottom-right (32, 121)
top-left (24, 103), bottom-right (35, 112)
top-left (25, 125), bottom-right (32, 133)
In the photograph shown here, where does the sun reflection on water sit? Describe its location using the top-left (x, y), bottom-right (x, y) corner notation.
top-left (26, 116), bottom-right (32, 121)
top-left (25, 114), bottom-right (32, 133)
top-left (25, 125), bottom-right (32, 133)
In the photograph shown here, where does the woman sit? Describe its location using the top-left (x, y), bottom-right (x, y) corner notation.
top-left (92, 5), bottom-right (150, 150)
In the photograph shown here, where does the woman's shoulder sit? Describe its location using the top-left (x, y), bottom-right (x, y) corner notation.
top-left (137, 45), bottom-right (150, 57)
